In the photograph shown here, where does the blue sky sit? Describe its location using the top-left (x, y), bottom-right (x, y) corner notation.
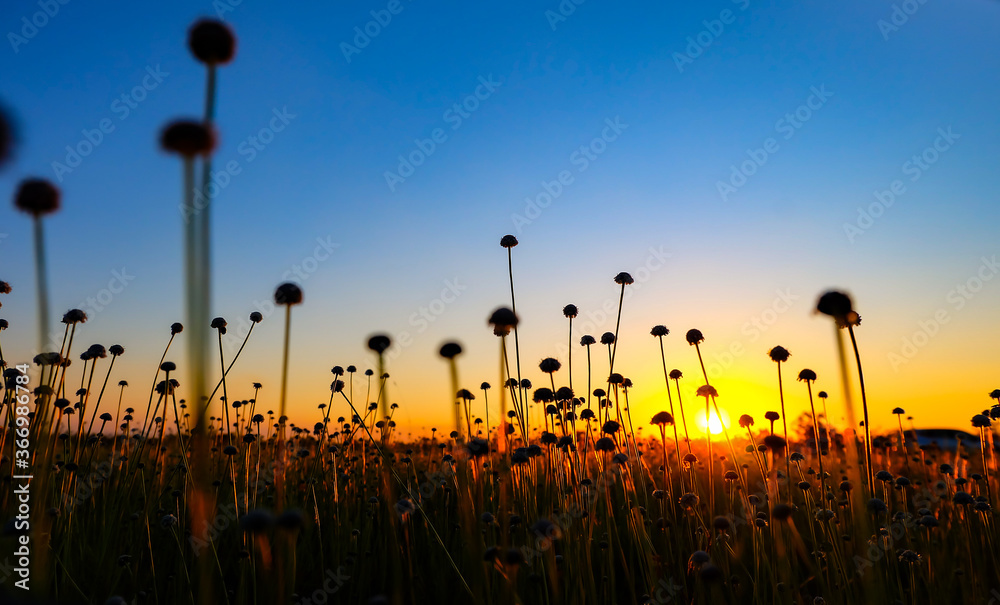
top-left (2, 0), bottom-right (999, 433)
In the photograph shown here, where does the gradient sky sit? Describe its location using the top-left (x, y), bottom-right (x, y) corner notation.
top-left (1, 0), bottom-right (999, 438)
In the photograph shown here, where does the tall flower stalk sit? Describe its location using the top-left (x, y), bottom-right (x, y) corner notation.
top-left (799, 369), bottom-right (826, 503)
top-left (13, 179), bottom-right (60, 351)
top-left (817, 290), bottom-right (872, 496)
top-left (563, 305), bottom-right (578, 392)
top-left (439, 342), bottom-right (463, 440)
top-left (652, 326), bottom-right (683, 479)
top-left (768, 345), bottom-right (792, 503)
top-left (500, 235), bottom-right (524, 427)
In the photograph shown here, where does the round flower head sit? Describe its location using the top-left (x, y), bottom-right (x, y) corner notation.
top-left (580, 334), bottom-right (596, 346)
top-left (668, 369), bottom-right (682, 380)
top-left (160, 120), bottom-right (216, 157)
top-left (768, 346), bottom-right (790, 363)
top-left (650, 325), bottom-right (669, 337)
top-left (532, 388), bottom-right (554, 403)
top-left (480, 382), bottom-right (491, 390)
top-left (696, 385), bottom-right (718, 398)
top-left (488, 307), bottom-right (518, 329)
top-left (160, 361), bottom-right (176, 372)
top-left (249, 311), bottom-right (263, 323)
top-left (614, 272), bottom-right (634, 285)
top-left (972, 414), bottom-right (991, 428)
top-left (764, 411), bottom-right (780, 422)
top-left (439, 342), bottom-right (462, 359)
top-left (594, 437), bottom-right (616, 452)
top-left (331, 366), bottom-right (344, 376)
top-left (109, 344), bottom-right (125, 356)
top-left (274, 282), bottom-right (303, 305)
top-left (14, 178), bottom-right (61, 217)
top-left (685, 329), bottom-right (704, 345)
top-left (562, 304), bottom-right (578, 318)
top-left (187, 19), bottom-right (236, 65)
top-left (816, 290), bottom-right (854, 325)
top-left (367, 334), bottom-right (391, 354)
top-left (739, 414), bottom-right (754, 428)
top-left (608, 373), bottom-right (624, 385)
top-left (62, 309), bottom-right (87, 324)
top-left (499, 234), bottom-right (518, 248)
top-left (680, 492), bottom-right (699, 508)
top-left (892, 407), bottom-right (905, 415)
top-left (539, 358), bottom-right (561, 373)
top-left (0, 281), bottom-right (11, 294)
top-left (817, 390), bottom-right (828, 399)
top-left (555, 386), bottom-right (573, 400)
top-left (87, 344), bottom-right (107, 359)
top-left (651, 411), bottom-right (674, 426)
top-left (0, 319), bottom-right (8, 330)
top-left (210, 317), bottom-right (227, 331)
top-left (763, 434), bottom-right (787, 452)
top-left (600, 332), bottom-right (615, 345)
top-left (457, 389), bottom-right (475, 401)
top-left (170, 322), bottom-right (184, 335)
top-left (797, 368), bottom-right (816, 382)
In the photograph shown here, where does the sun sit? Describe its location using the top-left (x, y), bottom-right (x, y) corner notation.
top-left (698, 409), bottom-right (729, 435)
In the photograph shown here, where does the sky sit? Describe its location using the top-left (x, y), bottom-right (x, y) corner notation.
top-left (1, 0), bottom-right (999, 439)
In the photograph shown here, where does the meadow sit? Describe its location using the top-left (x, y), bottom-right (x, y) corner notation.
top-left (2, 15), bottom-right (1000, 605)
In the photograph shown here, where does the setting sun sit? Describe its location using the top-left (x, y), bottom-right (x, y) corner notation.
top-left (697, 408), bottom-right (729, 435)
top-left (2, 3), bottom-right (998, 604)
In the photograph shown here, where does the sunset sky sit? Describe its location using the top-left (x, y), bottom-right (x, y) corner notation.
top-left (2, 0), bottom-right (998, 437)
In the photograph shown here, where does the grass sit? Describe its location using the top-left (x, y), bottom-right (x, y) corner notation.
top-left (2, 16), bottom-right (1000, 605)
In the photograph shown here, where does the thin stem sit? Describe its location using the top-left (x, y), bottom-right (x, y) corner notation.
top-left (777, 361), bottom-right (791, 503)
top-left (609, 284), bottom-right (626, 374)
top-left (279, 305), bottom-right (292, 420)
top-left (218, 330), bottom-right (231, 444)
top-left (846, 324), bottom-right (874, 496)
top-left (506, 248), bottom-right (524, 432)
top-left (33, 216), bottom-right (51, 353)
